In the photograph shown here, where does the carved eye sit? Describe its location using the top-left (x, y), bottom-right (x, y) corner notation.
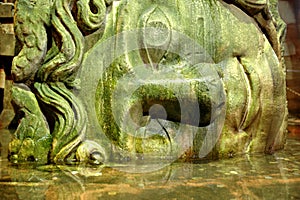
top-left (142, 7), bottom-right (171, 48)
top-left (139, 6), bottom-right (172, 69)
top-left (144, 21), bottom-right (170, 47)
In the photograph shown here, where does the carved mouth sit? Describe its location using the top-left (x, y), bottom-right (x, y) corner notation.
top-left (127, 81), bottom-right (216, 128)
top-left (11, 69), bottom-right (22, 82)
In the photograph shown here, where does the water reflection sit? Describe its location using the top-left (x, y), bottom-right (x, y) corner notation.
top-left (0, 136), bottom-right (300, 199)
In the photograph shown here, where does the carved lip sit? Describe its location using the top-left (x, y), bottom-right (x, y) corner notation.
top-left (243, 0), bottom-right (266, 7)
top-left (11, 70), bottom-right (23, 82)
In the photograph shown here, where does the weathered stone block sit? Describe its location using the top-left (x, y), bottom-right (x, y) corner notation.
top-left (0, 24), bottom-right (15, 56)
top-left (0, 3), bottom-right (14, 18)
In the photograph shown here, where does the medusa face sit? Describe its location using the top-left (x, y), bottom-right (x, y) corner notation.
top-left (77, 0), bottom-right (286, 161)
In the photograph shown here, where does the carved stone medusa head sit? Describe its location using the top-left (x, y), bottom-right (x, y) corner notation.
top-left (9, 0), bottom-right (287, 165)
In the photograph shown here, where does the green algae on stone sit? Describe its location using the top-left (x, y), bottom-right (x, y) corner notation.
top-left (8, 0), bottom-right (287, 164)
top-left (9, 85), bottom-right (52, 163)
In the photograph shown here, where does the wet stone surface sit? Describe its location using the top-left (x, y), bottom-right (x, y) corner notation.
top-left (0, 128), bottom-right (300, 199)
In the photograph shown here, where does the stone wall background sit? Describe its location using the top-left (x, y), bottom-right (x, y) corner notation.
top-left (280, 0), bottom-right (300, 117)
top-left (0, 0), bottom-right (14, 128)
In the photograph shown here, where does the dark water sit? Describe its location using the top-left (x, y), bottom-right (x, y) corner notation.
top-left (0, 129), bottom-right (300, 200)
